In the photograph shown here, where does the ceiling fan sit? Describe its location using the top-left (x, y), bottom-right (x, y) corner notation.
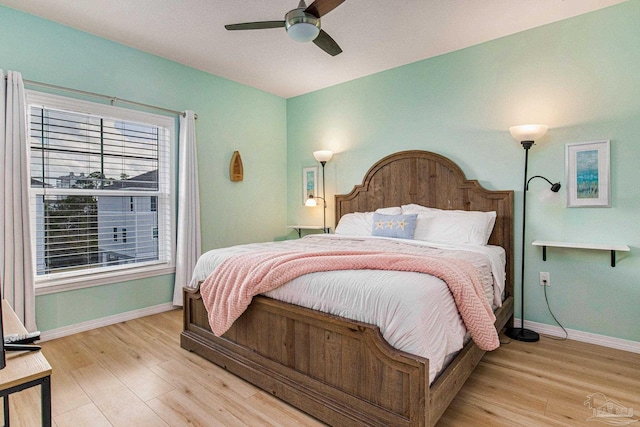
top-left (225, 0), bottom-right (346, 56)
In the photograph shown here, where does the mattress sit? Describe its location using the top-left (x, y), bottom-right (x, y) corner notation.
top-left (189, 234), bottom-right (506, 384)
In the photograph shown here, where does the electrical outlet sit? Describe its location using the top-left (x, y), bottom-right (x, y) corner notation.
top-left (539, 272), bottom-right (550, 286)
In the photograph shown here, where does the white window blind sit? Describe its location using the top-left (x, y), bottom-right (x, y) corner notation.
top-left (26, 91), bottom-right (175, 291)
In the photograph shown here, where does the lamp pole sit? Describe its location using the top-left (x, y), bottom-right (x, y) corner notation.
top-left (507, 140), bottom-right (540, 342)
top-left (312, 150), bottom-right (333, 233)
top-left (320, 160), bottom-right (327, 233)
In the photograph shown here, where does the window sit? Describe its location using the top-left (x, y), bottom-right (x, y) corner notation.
top-left (27, 91), bottom-right (176, 293)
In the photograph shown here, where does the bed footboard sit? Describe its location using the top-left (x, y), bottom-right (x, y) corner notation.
top-left (182, 285), bottom-right (430, 427)
top-left (181, 285), bottom-right (514, 427)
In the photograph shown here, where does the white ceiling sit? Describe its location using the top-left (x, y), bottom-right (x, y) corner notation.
top-left (1, 0), bottom-right (627, 98)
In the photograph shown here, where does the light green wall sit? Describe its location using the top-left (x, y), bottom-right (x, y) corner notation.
top-left (2, 3), bottom-right (638, 342)
top-left (0, 6), bottom-right (287, 331)
top-left (287, 1), bottom-right (640, 342)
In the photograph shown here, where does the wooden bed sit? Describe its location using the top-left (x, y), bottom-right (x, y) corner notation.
top-left (181, 150), bottom-right (514, 427)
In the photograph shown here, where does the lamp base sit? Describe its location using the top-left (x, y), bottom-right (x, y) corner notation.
top-left (505, 327), bottom-right (540, 342)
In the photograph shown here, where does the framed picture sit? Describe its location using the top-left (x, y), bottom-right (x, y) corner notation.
top-left (302, 166), bottom-right (319, 205)
top-left (565, 140), bottom-right (610, 207)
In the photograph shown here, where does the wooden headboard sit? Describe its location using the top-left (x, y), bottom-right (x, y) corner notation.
top-left (335, 150), bottom-right (514, 298)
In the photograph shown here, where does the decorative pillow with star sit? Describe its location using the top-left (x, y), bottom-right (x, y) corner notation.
top-left (371, 213), bottom-right (418, 239)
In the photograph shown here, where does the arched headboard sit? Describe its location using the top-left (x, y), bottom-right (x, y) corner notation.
top-left (335, 150), bottom-right (514, 297)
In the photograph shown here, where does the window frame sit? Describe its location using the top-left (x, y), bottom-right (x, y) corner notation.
top-left (26, 90), bottom-right (177, 295)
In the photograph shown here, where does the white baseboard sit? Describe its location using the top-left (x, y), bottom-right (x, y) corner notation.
top-left (39, 302), bottom-right (177, 342)
top-left (514, 318), bottom-right (640, 354)
top-left (38, 309), bottom-right (640, 354)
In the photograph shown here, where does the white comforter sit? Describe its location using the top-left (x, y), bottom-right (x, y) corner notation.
top-left (189, 234), bottom-right (506, 384)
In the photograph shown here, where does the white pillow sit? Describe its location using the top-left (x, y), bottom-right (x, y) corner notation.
top-left (401, 204), bottom-right (496, 245)
top-left (375, 207), bottom-right (403, 215)
top-left (335, 207), bottom-right (402, 236)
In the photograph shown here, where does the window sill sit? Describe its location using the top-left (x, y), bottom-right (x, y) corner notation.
top-left (34, 264), bottom-right (176, 296)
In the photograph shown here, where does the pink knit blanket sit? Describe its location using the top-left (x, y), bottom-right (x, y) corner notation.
top-left (200, 250), bottom-right (500, 351)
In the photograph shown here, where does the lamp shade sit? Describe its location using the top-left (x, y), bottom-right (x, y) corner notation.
top-left (305, 195), bottom-right (317, 207)
top-left (313, 150), bottom-right (333, 163)
top-left (287, 22), bottom-right (320, 43)
top-left (509, 124), bottom-right (548, 142)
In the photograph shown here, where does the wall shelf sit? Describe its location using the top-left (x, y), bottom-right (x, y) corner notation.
top-left (532, 240), bottom-right (630, 267)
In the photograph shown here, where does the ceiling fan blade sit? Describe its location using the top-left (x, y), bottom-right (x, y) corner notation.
top-left (313, 29), bottom-right (342, 56)
top-left (225, 21), bottom-right (285, 31)
top-left (305, 0), bottom-right (345, 18)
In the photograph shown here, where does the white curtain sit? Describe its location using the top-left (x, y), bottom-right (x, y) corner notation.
top-left (172, 110), bottom-right (201, 306)
top-left (0, 70), bottom-right (37, 331)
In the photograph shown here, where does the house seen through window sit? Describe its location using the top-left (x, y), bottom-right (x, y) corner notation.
top-left (27, 91), bottom-right (175, 289)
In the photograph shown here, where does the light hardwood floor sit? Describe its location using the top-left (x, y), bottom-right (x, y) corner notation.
top-left (5, 309), bottom-right (639, 426)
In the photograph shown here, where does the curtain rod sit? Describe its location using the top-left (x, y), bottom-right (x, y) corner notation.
top-left (5, 75), bottom-right (196, 119)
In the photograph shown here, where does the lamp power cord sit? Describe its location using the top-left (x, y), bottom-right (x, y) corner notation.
top-left (543, 282), bottom-right (568, 341)
top-left (501, 279), bottom-right (569, 345)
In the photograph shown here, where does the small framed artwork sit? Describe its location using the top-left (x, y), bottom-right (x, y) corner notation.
top-left (565, 140), bottom-right (610, 207)
top-left (302, 166), bottom-right (319, 205)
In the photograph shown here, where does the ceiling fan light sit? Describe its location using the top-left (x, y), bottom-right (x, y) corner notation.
top-left (287, 22), bottom-right (320, 43)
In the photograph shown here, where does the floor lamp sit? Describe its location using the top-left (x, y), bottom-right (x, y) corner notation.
top-left (506, 124), bottom-right (561, 342)
top-left (305, 150), bottom-right (333, 233)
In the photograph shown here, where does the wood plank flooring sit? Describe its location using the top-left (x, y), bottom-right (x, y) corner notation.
top-left (4, 309), bottom-right (639, 426)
